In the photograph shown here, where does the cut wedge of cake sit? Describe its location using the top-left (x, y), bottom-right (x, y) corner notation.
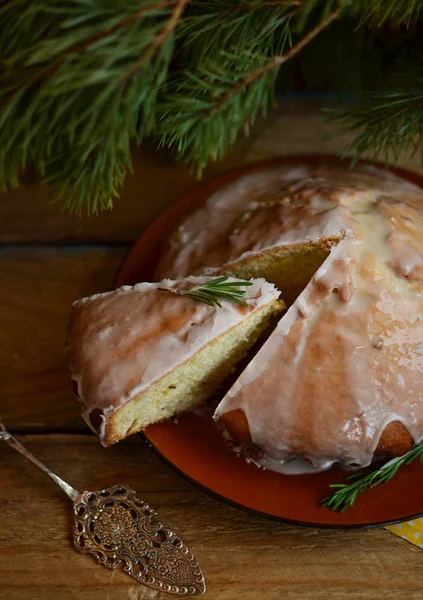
top-left (66, 277), bottom-right (283, 446)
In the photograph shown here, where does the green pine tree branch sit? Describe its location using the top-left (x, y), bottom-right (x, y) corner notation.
top-left (0, 0), bottom-right (186, 214)
top-left (1, 0), bottom-right (423, 214)
top-left (157, 2), bottom-right (341, 173)
top-left (328, 1), bottom-right (423, 164)
top-left (211, 7), bottom-right (340, 112)
top-left (360, 0), bottom-right (423, 27)
top-left (120, 0), bottom-right (189, 85)
top-left (181, 0), bottom-right (297, 66)
top-left (333, 89), bottom-right (423, 165)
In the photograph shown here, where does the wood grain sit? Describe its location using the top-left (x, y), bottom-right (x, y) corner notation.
top-left (2, 100), bottom-right (422, 245)
top-left (2, 101), bottom-right (423, 600)
top-left (0, 140), bottom-right (250, 245)
top-left (0, 246), bottom-right (127, 432)
top-left (1, 434), bottom-right (423, 600)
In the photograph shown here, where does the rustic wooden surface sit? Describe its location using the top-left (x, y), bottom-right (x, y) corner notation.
top-left (2, 435), bottom-right (423, 600)
top-left (0, 246), bottom-right (127, 431)
top-left (1, 101), bottom-right (423, 599)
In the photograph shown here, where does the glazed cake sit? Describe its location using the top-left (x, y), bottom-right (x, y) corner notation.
top-left (155, 164), bottom-right (349, 305)
top-left (66, 277), bottom-right (283, 446)
top-left (156, 163), bottom-right (423, 471)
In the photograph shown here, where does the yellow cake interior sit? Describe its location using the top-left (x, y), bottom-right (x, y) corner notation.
top-left (219, 241), bottom-right (336, 306)
top-left (105, 296), bottom-right (283, 445)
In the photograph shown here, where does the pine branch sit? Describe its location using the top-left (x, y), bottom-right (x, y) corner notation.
top-left (1, 0), bottom-right (423, 214)
top-left (360, 0), bottom-right (423, 27)
top-left (181, 0), bottom-right (296, 66)
top-left (321, 443), bottom-right (423, 512)
top-left (157, 2), bottom-right (340, 173)
top-left (1, 1), bottom-right (174, 87)
top-left (331, 74), bottom-right (423, 165)
top-left (0, 0), bottom-right (184, 214)
top-left (211, 7), bottom-right (340, 112)
top-left (119, 0), bottom-right (189, 84)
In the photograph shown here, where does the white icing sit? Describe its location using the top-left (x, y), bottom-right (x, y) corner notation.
top-left (258, 455), bottom-right (332, 475)
top-left (155, 163), bottom-right (423, 281)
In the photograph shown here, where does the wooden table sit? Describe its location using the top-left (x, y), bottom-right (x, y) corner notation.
top-left (2, 101), bottom-right (423, 600)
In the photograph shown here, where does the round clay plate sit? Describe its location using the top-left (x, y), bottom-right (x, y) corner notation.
top-left (116, 154), bottom-right (423, 528)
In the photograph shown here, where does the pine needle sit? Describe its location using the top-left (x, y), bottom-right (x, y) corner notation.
top-left (331, 77), bottom-right (423, 167)
top-left (0, 0), bottom-right (183, 215)
top-left (360, 0), bottom-right (423, 27)
top-left (321, 442), bottom-right (423, 513)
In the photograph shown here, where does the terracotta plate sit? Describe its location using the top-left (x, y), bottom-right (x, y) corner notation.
top-left (116, 155), bottom-right (423, 528)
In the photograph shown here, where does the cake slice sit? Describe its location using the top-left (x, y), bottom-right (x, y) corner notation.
top-left (66, 277), bottom-right (283, 446)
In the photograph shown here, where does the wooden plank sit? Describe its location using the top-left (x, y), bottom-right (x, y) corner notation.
top-left (0, 246), bottom-right (127, 432)
top-left (2, 100), bottom-right (422, 245)
top-left (0, 141), bottom-right (250, 245)
top-left (1, 434), bottom-right (423, 600)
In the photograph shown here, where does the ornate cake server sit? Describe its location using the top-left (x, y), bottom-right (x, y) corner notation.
top-left (0, 419), bottom-right (206, 596)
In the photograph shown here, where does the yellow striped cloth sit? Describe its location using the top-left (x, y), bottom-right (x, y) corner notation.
top-left (386, 520), bottom-right (423, 548)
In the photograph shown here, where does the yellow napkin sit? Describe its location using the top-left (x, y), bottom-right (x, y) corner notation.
top-left (386, 520), bottom-right (423, 548)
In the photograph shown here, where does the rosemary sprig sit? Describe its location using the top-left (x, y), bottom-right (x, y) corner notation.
top-left (180, 276), bottom-right (254, 307)
top-left (321, 443), bottom-right (423, 513)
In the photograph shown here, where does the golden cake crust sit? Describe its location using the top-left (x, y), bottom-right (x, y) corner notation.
top-left (219, 409), bottom-right (414, 459)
